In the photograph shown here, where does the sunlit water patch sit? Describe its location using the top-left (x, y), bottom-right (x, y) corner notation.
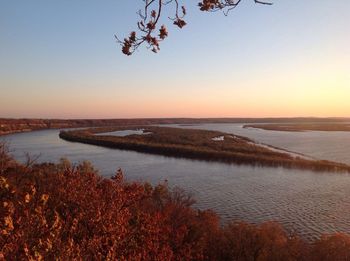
top-left (95, 129), bottom-right (151, 137)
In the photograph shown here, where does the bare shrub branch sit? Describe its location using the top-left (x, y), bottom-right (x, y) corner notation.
top-left (117, 0), bottom-right (272, 55)
top-left (0, 141), bottom-right (12, 174)
top-left (24, 152), bottom-right (41, 168)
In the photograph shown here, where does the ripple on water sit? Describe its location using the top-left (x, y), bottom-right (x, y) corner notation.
top-left (2, 127), bottom-right (350, 240)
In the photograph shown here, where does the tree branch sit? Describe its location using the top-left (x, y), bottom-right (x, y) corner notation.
top-left (116, 0), bottom-right (272, 55)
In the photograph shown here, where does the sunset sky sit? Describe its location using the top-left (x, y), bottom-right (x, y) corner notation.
top-left (1, 0), bottom-right (349, 118)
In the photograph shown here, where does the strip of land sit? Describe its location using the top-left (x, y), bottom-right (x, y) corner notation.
top-left (59, 126), bottom-right (350, 173)
top-left (244, 123), bottom-right (350, 132)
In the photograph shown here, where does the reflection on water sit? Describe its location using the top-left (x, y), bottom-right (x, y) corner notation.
top-left (1, 125), bottom-right (350, 240)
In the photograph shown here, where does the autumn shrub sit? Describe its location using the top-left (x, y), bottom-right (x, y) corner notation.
top-left (0, 148), bottom-right (219, 260)
top-left (310, 233), bottom-right (350, 261)
top-left (214, 221), bottom-right (310, 261)
top-left (1, 145), bottom-right (350, 260)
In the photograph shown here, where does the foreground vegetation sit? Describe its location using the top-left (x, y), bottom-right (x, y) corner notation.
top-left (1, 144), bottom-right (350, 260)
top-left (244, 123), bottom-right (350, 132)
top-left (60, 126), bottom-right (350, 173)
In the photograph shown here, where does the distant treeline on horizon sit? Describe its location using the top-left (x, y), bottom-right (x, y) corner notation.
top-left (1, 117), bottom-right (350, 136)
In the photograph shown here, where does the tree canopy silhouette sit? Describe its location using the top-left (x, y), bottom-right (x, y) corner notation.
top-left (116, 0), bottom-right (272, 55)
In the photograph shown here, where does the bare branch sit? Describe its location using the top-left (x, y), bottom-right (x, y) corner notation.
top-left (24, 152), bottom-right (41, 168)
top-left (117, 0), bottom-right (272, 55)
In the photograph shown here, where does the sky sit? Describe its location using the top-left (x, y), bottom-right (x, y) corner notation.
top-left (0, 0), bottom-right (349, 119)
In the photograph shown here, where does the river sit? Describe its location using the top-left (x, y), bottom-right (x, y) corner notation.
top-left (1, 123), bottom-right (350, 240)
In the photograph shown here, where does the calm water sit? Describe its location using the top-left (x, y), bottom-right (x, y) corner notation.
top-left (1, 124), bottom-right (350, 240)
top-left (96, 129), bottom-right (151, 137)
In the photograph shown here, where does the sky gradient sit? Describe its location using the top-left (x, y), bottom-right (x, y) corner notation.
top-left (1, 0), bottom-right (349, 118)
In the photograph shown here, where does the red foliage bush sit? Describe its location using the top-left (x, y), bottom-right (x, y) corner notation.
top-left (1, 145), bottom-right (350, 260)
top-left (0, 153), bottom-right (217, 260)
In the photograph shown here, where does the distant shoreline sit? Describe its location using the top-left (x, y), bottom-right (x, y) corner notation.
top-left (2, 117), bottom-right (350, 136)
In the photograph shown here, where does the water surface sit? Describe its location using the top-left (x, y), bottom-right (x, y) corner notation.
top-left (2, 125), bottom-right (350, 240)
